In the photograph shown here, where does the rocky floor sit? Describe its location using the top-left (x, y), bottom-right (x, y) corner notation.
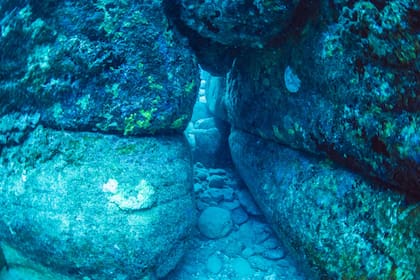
top-left (0, 163), bottom-right (306, 280)
top-left (165, 163), bottom-right (306, 280)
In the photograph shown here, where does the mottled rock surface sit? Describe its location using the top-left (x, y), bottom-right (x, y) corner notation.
top-left (164, 1), bottom-right (236, 76)
top-left (230, 130), bottom-right (419, 279)
top-left (222, 1), bottom-right (420, 198)
top-left (0, 126), bottom-right (195, 279)
top-left (178, 0), bottom-right (301, 48)
top-left (198, 206), bottom-right (232, 239)
top-left (0, 0), bottom-right (199, 135)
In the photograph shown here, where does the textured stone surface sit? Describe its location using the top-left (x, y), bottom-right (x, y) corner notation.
top-left (0, 126), bottom-right (195, 279)
top-left (164, 1), bottom-right (235, 76)
top-left (206, 254), bottom-right (223, 274)
top-left (230, 129), bottom-right (419, 279)
top-left (0, 0), bottom-right (199, 135)
top-left (198, 206), bottom-right (232, 239)
top-left (222, 1), bottom-right (420, 198)
top-left (178, 0), bottom-right (301, 48)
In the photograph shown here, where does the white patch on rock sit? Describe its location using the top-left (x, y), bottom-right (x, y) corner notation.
top-left (284, 66), bottom-right (301, 93)
top-left (108, 179), bottom-right (156, 211)
top-left (102, 178), bottom-right (118, 193)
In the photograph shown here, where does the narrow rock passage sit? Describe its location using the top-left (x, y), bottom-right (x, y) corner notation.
top-left (165, 163), bottom-right (306, 280)
top-left (168, 80), bottom-right (306, 278)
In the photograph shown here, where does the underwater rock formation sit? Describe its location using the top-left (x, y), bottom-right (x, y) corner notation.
top-left (175, 0), bottom-right (420, 198)
top-left (178, 0), bottom-right (301, 48)
top-left (0, 1), bottom-right (199, 278)
top-left (194, 0), bottom-right (420, 198)
top-left (0, 126), bottom-right (195, 279)
top-left (0, 0), bottom-right (199, 135)
top-left (1, 0), bottom-right (419, 279)
top-left (225, 43), bottom-right (419, 198)
top-left (230, 130), bottom-right (419, 279)
top-left (176, 0), bottom-right (420, 278)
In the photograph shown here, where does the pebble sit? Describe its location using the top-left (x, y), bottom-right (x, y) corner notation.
top-left (195, 169), bottom-right (208, 181)
top-left (206, 254), bottom-right (223, 274)
top-left (208, 169), bottom-right (227, 176)
top-left (232, 257), bottom-right (254, 277)
top-left (196, 200), bottom-right (210, 211)
top-left (199, 191), bottom-right (213, 203)
top-left (208, 175), bottom-right (225, 189)
top-left (220, 188), bottom-right (234, 201)
top-left (248, 255), bottom-right (271, 271)
top-left (198, 207), bottom-right (232, 239)
top-left (241, 247), bottom-right (254, 258)
top-left (236, 222), bottom-right (254, 246)
top-left (231, 207), bottom-right (249, 225)
top-left (218, 200), bottom-right (240, 210)
top-left (206, 188), bottom-right (233, 202)
top-left (263, 249), bottom-right (286, 260)
top-left (262, 237), bottom-right (280, 249)
top-left (254, 223), bottom-right (272, 244)
top-left (194, 183), bottom-right (204, 193)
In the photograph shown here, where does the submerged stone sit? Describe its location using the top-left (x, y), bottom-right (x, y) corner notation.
top-left (0, 126), bottom-right (195, 279)
top-left (232, 257), bottom-right (254, 278)
top-left (230, 130), bottom-right (419, 279)
top-left (177, 0), bottom-right (301, 48)
top-left (222, 4), bottom-right (420, 198)
top-left (206, 254), bottom-right (223, 274)
top-left (198, 206), bottom-right (232, 239)
top-left (0, 0), bottom-right (199, 135)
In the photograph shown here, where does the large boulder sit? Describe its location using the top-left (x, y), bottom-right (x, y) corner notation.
top-left (229, 130), bottom-right (419, 279)
top-left (0, 0), bottom-right (199, 135)
top-left (177, 0), bottom-right (301, 48)
top-left (163, 1), bottom-right (236, 76)
top-left (0, 126), bottom-right (195, 279)
top-left (223, 1), bottom-right (420, 198)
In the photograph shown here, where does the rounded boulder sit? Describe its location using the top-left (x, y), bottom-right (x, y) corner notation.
top-left (198, 207), bottom-right (232, 239)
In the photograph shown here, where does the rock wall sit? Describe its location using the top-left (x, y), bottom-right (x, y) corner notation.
top-left (0, 1), bottom-right (198, 278)
top-left (224, 2), bottom-right (419, 198)
top-left (171, 0), bottom-right (420, 278)
top-left (1, 0), bottom-right (419, 279)
top-left (173, 0), bottom-right (420, 198)
top-left (230, 130), bottom-right (419, 279)
top-left (177, 0), bottom-right (301, 48)
top-left (0, 0), bottom-right (199, 135)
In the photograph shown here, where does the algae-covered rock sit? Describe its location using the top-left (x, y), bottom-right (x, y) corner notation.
top-left (0, 113), bottom-right (40, 146)
top-left (229, 130), bottom-right (419, 279)
top-left (0, 126), bottom-right (195, 279)
top-left (177, 0), bottom-right (301, 48)
top-left (222, 0), bottom-right (420, 198)
top-left (0, 0), bottom-right (199, 135)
